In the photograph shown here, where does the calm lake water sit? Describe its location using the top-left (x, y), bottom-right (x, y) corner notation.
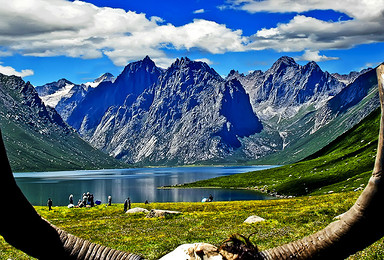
top-left (14, 165), bottom-right (278, 206)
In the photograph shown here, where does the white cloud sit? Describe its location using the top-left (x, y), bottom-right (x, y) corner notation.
top-left (296, 50), bottom-right (339, 62)
top-left (226, 0), bottom-right (383, 20)
top-left (103, 18), bottom-right (247, 66)
top-left (0, 50), bottom-right (12, 57)
top-left (0, 63), bottom-right (34, 77)
top-left (2, 0), bottom-right (384, 67)
top-left (193, 9), bottom-right (205, 14)
top-left (225, 0), bottom-right (384, 54)
top-left (195, 58), bottom-right (214, 65)
top-left (0, 0), bottom-right (246, 67)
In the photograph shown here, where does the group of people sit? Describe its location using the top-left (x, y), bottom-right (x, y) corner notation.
top-left (68, 192), bottom-right (102, 208)
top-left (77, 192), bottom-right (95, 207)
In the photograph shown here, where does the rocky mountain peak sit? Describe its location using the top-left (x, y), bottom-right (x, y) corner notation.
top-left (303, 61), bottom-right (321, 72)
top-left (164, 57), bottom-right (223, 82)
top-left (172, 57), bottom-right (191, 67)
top-left (94, 73), bottom-right (115, 84)
top-left (270, 56), bottom-right (298, 72)
top-left (57, 78), bottom-right (73, 85)
top-left (248, 70), bottom-right (264, 77)
top-left (227, 70), bottom-right (244, 79)
top-left (332, 68), bottom-right (373, 85)
top-left (143, 55), bottom-right (152, 63)
top-left (35, 78), bottom-right (74, 97)
top-left (0, 73), bottom-right (70, 133)
top-left (119, 56), bottom-right (157, 76)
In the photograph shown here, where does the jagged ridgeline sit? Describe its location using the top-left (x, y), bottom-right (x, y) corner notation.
top-left (65, 57), bottom-right (263, 165)
top-left (0, 74), bottom-right (126, 172)
top-left (36, 56), bottom-right (379, 166)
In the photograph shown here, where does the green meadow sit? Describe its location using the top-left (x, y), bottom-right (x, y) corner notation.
top-left (1, 192), bottom-right (384, 259)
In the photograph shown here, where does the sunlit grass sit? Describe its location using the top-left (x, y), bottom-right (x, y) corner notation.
top-left (1, 192), bottom-right (384, 259)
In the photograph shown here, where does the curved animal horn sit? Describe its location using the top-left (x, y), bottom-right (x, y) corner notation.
top-left (0, 132), bottom-right (143, 260)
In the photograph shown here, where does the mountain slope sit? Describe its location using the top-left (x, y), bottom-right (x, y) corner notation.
top-left (183, 107), bottom-right (380, 197)
top-left (224, 58), bottom-right (378, 164)
top-left (35, 73), bottom-right (115, 121)
top-left (0, 73), bottom-right (127, 172)
top-left (228, 56), bottom-right (345, 118)
top-left (254, 67), bottom-right (379, 164)
top-left (67, 56), bottom-right (163, 137)
top-left (71, 57), bottom-right (263, 165)
top-left (43, 56), bottom-right (378, 166)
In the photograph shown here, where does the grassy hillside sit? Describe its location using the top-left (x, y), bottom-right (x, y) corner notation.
top-left (0, 73), bottom-right (128, 172)
top-left (0, 117), bottom-right (128, 172)
top-left (254, 85), bottom-right (379, 165)
top-left (181, 108), bottom-right (380, 196)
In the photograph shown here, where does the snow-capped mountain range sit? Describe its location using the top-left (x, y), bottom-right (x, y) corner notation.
top-left (227, 56), bottom-right (345, 119)
top-left (35, 73), bottom-right (115, 120)
top-left (0, 73), bottom-right (124, 172)
top-left (35, 56), bottom-right (378, 165)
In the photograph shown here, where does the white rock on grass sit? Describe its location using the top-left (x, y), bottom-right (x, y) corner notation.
top-left (159, 243), bottom-right (222, 260)
top-left (146, 209), bottom-right (181, 218)
top-left (126, 207), bottom-right (149, 214)
top-left (244, 215), bottom-right (265, 224)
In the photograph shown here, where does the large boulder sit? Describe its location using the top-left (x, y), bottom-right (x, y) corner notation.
top-left (126, 207), bottom-right (149, 214)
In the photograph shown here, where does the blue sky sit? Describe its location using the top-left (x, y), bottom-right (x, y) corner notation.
top-left (0, 0), bottom-right (384, 86)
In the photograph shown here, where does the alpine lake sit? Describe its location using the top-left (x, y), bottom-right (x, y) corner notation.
top-left (13, 165), bottom-right (277, 206)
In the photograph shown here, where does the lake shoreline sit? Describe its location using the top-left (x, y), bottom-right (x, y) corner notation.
top-left (14, 165), bottom-right (277, 206)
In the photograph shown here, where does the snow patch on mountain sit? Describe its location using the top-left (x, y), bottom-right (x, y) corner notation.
top-left (84, 73), bottom-right (115, 89)
top-left (40, 82), bottom-right (74, 108)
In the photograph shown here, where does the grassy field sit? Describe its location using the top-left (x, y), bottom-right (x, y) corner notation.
top-left (1, 191), bottom-right (384, 259)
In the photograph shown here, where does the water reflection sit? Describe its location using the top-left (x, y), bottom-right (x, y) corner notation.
top-left (14, 166), bottom-right (278, 206)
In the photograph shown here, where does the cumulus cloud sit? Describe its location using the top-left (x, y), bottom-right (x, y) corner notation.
top-left (225, 0), bottom-right (383, 20)
top-left (103, 18), bottom-right (246, 66)
top-left (0, 63), bottom-right (34, 77)
top-left (296, 50), bottom-right (339, 62)
top-left (0, 0), bottom-right (246, 68)
top-left (226, 0), bottom-right (384, 54)
top-left (2, 0), bottom-right (384, 67)
top-left (195, 58), bottom-right (214, 65)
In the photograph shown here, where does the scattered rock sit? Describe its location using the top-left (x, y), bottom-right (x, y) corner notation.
top-left (244, 215), bottom-right (265, 224)
top-left (159, 243), bottom-right (222, 260)
top-left (126, 207), bottom-right (149, 214)
top-left (146, 209), bottom-right (181, 218)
